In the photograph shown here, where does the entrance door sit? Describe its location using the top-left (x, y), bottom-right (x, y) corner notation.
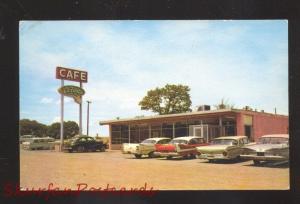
top-left (193, 125), bottom-right (209, 142)
top-left (244, 125), bottom-right (252, 141)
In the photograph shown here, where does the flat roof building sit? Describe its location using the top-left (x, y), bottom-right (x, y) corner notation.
top-left (99, 108), bottom-right (288, 150)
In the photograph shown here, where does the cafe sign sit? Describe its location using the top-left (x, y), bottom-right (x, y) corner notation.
top-left (56, 67), bottom-right (88, 83)
top-left (58, 85), bottom-right (85, 104)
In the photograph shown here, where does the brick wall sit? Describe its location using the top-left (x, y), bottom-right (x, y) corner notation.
top-left (252, 113), bottom-right (289, 141)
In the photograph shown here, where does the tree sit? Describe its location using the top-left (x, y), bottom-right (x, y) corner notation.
top-left (139, 84), bottom-right (192, 115)
top-left (19, 119), bottom-right (47, 137)
top-left (214, 98), bottom-right (235, 110)
top-left (47, 121), bottom-right (79, 139)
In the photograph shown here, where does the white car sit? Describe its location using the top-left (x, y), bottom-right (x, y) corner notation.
top-left (240, 134), bottom-right (289, 165)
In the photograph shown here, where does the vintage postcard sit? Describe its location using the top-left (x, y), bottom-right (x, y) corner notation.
top-left (18, 20), bottom-right (288, 193)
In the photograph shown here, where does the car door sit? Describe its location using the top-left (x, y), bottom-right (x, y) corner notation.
top-left (79, 137), bottom-right (88, 149)
top-left (228, 139), bottom-right (240, 158)
top-left (86, 137), bottom-right (97, 150)
top-left (190, 138), bottom-right (205, 147)
top-left (236, 138), bottom-right (245, 156)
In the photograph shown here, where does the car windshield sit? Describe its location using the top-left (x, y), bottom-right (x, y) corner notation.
top-left (258, 137), bottom-right (288, 144)
top-left (211, 139), bottom-right (236, 145)
top-left (141, 139), bottom-right (156, 144)
top-left (169, 139), bottom-right (188, 144)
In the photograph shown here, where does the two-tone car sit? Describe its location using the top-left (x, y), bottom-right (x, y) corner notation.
top-left (19, 135), bottom-right (36, 144)
top-left (22, 137), bottom-right (55, 150)
top-left (154, 136), bottom-right (209, 159)
top-left (240, 134), bottom-right (289, 165)
top-left (196, 136), bottom-right (250, 162)
top-left (128, 137), bottom-right (172, 158)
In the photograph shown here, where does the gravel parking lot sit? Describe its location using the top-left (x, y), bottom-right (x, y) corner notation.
top-left (20, 149), bottom-right (289, 190)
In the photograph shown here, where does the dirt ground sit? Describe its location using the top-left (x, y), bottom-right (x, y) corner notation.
top-left (20, 149), bottom-right (289, 190)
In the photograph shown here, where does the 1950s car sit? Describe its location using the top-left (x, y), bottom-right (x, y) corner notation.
top-left (22, 137), bottom-right (55, 150)
top-left (240, 134), bottom-right (289, 165)
top-left (125, 137), bottom-right (171, 158)
top-left (154, 136), bottom-right (209, 159)
top-left (20, 134), bottom-right (36, 144)
top-left (196, 136), bottom-right (250, 161)
top-left (63, 136), bottom-right (107, 153)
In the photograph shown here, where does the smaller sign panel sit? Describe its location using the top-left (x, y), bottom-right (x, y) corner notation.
top-left (56, 67), bottom-right (88, 83)
top-left (58, 85), bottom-right (85, 104)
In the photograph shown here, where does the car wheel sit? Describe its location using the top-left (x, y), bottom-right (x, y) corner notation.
top-left (208, 159), bottom-right (214, 163)
top-left (100, 146), bottom-right (106, 152)
top-left (166, 156), bottom-right (172, 160)
top-left (189, 154), bottom-right (196, 159)
top-left (77, 146), bottom-right (85, 152)
top-left (183, 155), bottom-right (189, 159)
top-left (253, 160), bottom-right (260, 166)
top-left (135, 154), bottom-right (142, 159)
top-left (148, 152), bottom-right (155, 158)
top-left (234, 155), bottom-right (241, 161)
top-left (68, 149), bottom-right (73, 153)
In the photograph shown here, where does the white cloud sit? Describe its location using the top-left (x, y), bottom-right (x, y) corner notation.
top-left (55, 97), bottom-right (73, 105)
top-left (52, 116), bottom-right (60, 123)
top-left (40, 97), bottom-right (53, 104)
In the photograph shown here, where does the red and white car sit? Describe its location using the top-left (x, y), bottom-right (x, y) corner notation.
top-left (153, 136), bottom-right (209, 159)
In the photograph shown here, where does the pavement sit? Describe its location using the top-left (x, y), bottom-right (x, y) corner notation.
top-left (20, 149), bottom-right (289, 190)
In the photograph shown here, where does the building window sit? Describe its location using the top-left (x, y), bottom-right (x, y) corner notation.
top-left (175, 122), bottom-right (188, 137)
top-left (111, 125), bottom-right (121, 144)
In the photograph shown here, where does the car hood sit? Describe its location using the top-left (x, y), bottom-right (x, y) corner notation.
top-left (196, 145), bottom-right (230, 153)
top-left (245, 144), bottom-right (287, 152)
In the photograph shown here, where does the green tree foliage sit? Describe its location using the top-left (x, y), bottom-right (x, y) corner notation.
top-left (47, 121), bottom-right (79, 139)
top-left (19, 119), bottom-right (47, 137)
top-left (139, 84), bottom-right (192, 115)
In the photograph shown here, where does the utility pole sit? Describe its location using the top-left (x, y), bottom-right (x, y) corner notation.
top-left (87, 100), bottom-right (92, 136)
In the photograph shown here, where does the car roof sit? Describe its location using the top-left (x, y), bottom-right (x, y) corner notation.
top-left (214, 136), bottom-right (248, 140)
top-left (30, 137), bottom-right (54, 140)
top-left (76, 136), bottom-right (93, 138)
top-left (144, 137), bottom-right (171, 141)
top-left (261, 134), bottom-right (289, 138)
top-left (172, 136), bottom-right (203, 140)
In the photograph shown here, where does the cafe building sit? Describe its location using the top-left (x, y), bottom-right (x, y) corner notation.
top-left (99, 107), bottom-right (289, 150)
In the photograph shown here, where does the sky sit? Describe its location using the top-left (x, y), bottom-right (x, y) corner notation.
top-left (19, 20), bottom-right (288, 136)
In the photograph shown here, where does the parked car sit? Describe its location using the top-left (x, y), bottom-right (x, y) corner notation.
top-left (196, 136), bottom-right (250, 162)
top-left (240, 134), bottom-right (289, 165)
top-left (63, 136), bottom-right (107, 153)
top-left (130, 137), bottom-right (171, 159)
top-left (22, 137), bottom-right (55, 150)
top-left (122, 143), bottom-right (139, 154)
top-left (154, 136), bottom-right (209, 159)
top-left (19, 135), bottom-right (36, 144)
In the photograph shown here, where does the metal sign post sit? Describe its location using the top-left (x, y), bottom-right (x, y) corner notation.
top-left (87, 101), bottom-right (91, 136)
top-left (79, 82), bottom-right (83, 136)
top-left (60, 79), bottom-right (64, 151)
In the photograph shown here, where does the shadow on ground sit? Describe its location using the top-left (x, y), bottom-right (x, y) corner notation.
top-left (243, 161), bottom-right (289, 169)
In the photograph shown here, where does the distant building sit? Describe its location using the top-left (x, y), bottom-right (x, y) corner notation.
top-left (99, 108), bottom-right (288, 150)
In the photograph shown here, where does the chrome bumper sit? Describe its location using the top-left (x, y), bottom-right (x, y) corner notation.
top-left (198, 153), bottom-right (227, 160)
top-left (240, 154), bottom-right (287, 161)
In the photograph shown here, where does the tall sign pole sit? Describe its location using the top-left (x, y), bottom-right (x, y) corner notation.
top-left (56, 66), bottom-right (88, 151)
top-left (60, 79), bottom-right (64, 151)
top-left (87, 101), bottom-right (91, 136)
top-left (79, 82), bottom-right (83, 136)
